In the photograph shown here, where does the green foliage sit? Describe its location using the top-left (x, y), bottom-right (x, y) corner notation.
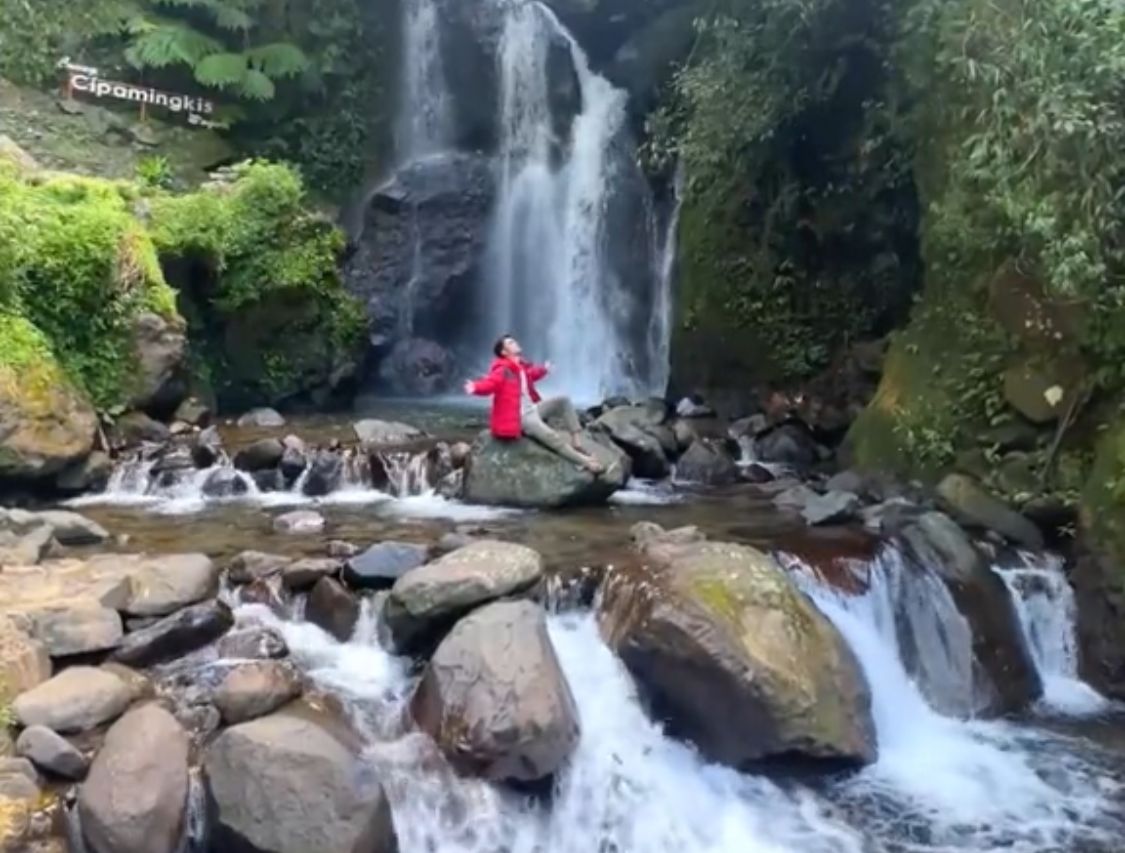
top-left (136, 154), bottom-right (175, 188)
top-left (0, 676), bottom-right (13, 731)
top-left (0, 0), bottom-right (132, 85)
top-left (0, 169), bottom-right (178, 407)
top-left (150, 160), bottom-right (363, 406)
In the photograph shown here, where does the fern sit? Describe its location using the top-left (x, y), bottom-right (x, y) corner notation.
top-left (194, 52), bottom-right (250, 87)
top-left (124, 17), bottom-right (222, 69)
top-left (246, 43), bottom-right (309, 79)
top-left (238, 68), bottom-right (276, 101)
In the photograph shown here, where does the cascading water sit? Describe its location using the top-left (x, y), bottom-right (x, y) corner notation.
top-left (997, 551), bottom-right (1109, 715)
top-left (485, 1), bottom-right (667, 401)
top-left (396, 0), bottom-right (453, 160)
top-left (226, 541), bottom-right (1123, 853)
top-left (648, 162), bottom-right (684, 397)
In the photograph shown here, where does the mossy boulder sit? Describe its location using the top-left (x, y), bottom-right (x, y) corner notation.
top-left (0, 314), bottom-right (96, 482)
top-left (598, 527), bottom-right (876, 769)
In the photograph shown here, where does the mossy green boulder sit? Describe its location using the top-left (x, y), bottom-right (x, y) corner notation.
top-left (598, 526), bottom-right (876, 769)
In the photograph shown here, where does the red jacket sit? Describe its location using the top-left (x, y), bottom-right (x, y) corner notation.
top-left (470, 357), bottom-right (547, 439)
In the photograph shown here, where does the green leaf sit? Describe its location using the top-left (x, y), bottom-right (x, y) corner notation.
top-left (124, 20), bottom-right (222, 69)
top-left (238, 68), bottom-right (276, 101)
top-left (194, 52), bottom-right (249, 88)
top-left (245, 43), bottom-right (310, 79)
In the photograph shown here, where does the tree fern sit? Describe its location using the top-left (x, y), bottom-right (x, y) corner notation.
top-left (194, 52), bottom-right (248, 87)
top-left (238, 68), bottom-right (276, 101)
top-left (124, 16), bottom-right (222, 69)
top-left (246, 43), bottom-right (309, 79)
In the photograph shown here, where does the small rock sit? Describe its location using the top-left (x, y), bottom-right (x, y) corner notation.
top-left (229, 550), bottom-right (291, 584)
top-left (112, 600), bottom-right (232, 667)
top-left (273, 510), bottom-right (326, 534)
top-left (115, 411), bottom-right (170, 445)
top-left (674, 439), bottom-right (739, 486)
top-left (217, 627), bottom-right (288, 660)
top-left (237, 408), bottom-right (285, 428)
top-left (671, 419), bottom-right (696, 452)
top-left (78, 704), bottom-right (189, 853)
top-left (306, 577), bottom-right (359, 642)
top-left (801, 491), bottom-right (861, 526)
top-left (16, 725), bottom-right (88, 780)
top-left (201, 467), bottom-right (250, 498)
top-left (449, 441), bottom-right (471, 469)
top-left (326, 540), bottom-right (359, 559)
top-left (214, 661), bottom-right (303, 724)
top-left (282, 558), bottom-right (342, 591)
top-left (55, 450), bottom-right (113, 493)
top-left (301, 450), bottom-right (343, 497)
top-left (435, 531), bottom-right (473, 554)
top-left (233, 438), bottom-right (284, 472)
top-left (173, 397), bottom-right (211, 427)
top-left (826, 470), bottom-right (867, 495)
top-left (13, 666), bottom-right (132, 733)
top-left (675, 396), bottom-right (716, 418)
top-left (343, 542), bottom-right (429, 590)
top-left (279, 435), bottom-right (307, 483)
top-left (753, 422), bottom-right (819, 471)
top-left (353, 419), bottom-right (424, 446)
top-left (730, 414), bottom-right (770, 439)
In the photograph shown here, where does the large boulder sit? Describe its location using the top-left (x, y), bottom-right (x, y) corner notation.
top-left (23, 603), bottom-right (124, 657)
top-left (110, 600), bottom-right (233, 667)
top-left (343, 153), bottom-right (494, 360)
top-left (0, 507), bottom-right (109, 546)
top-left (462, 431), bottom-right (629, 507)
top-left (900, 512), bottom-right (1041, 715)
top-left (123, 553), bottom-right (218, 617)
top-left (127, 311), bottom-right (188, 416)
top-left (13, 666), bottom-right (133, 733)
top-left (78, 704), bottom-right (189, 853)
top-left (936, 473), bottom-right (1044, 549)
top-left (0, 316), bottom-right (97, 483)
top-left (383, 541), bottom-right (544, 655)
top-left (204, 708), bottom-right (398, 853)
top-left (412, 600), bottom-right (578, 783)
top-left (753, 422), bottom-right (819, 471)
top-left (233, 438), bottom-right (285, 472)
top-left (598, 531), bottom-right (876, 768)
top-left (306, 577), bottom-right (360, 642)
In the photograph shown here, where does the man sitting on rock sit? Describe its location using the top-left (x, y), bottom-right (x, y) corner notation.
top-left (464, 334), bottom-right (605, 474)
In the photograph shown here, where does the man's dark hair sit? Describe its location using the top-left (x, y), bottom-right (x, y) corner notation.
top-left (493, 334), bottom-right (512, 357)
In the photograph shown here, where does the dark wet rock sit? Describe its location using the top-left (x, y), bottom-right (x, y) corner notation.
top-left (674, 438), bottom-right (739, 486)
top-left (237, 408), bottom-right (285, 428)
top-left (0, 507), bottom-right (109, 547)
top-left (204, 708), bottom-right (398, 853)
top-left (301, 450), bottom-right (343, 497)
top-left (449, 441), bottom-right (472, 469)
top-left (901, 513), bottom-right (1042, 715)
top-left (753, 422), bottom-right (819, 471)
top-left (192, 425), bottom-right (224, 468)
top-left (229, 551), bottom-right (291, 585)
top-left (215, 661), bottom-right (303, 724)
top-left (860, 498), bottom-right (921, 535)
top-left (730, 414), bottom-right (769, 440)
top-left (55, 450), bottom-right (113, 493)
top-left (273, 509), bottom-right (326, 534)
top-left (343, 542), bottom-right (430, 590)
top-left (279, 435), bottom-right (307, 483)
top-left (238, 579), bottom-right (292, 616)
top-left (596, 405), bottom-right (671, 478)
top-left (378, 338), bottom-right (457, 396)
top-left (599, 531), bottom-right (876, 769)
top-left (128, 311), bottom-right (188, 416)
top-left (202, 467), bottom-right (250, 498)
top-left (234, 438), bottom-right (284, 472)
top-left (412, 600), bottom-right (579, 783)
top-left (78, 704), bottom-right (189, 853)
top-left (218, 627), bottom-right (289, 661)
top-left (825, 469), bottom-right (868, 495)
top-left (306, 578), bottom-right (360, 642)
top-left (801, 490), bottom-right (861, 526)
top-left (936, 473), bottom-right (1044, 549)
top-left (741, 462), bottom-right (775, 483)
top-left (150, 445), bottom-right (195, 476)
top-left (282, 558), bottom-right (342, 591)
top-left (675, 396), bottom-right (715, 418)
top-left (463, 431), bottom-right (629, 508)
top-left (251, 469), bottom-right (286, 492)
top-left (16, 725), bottom-right (88, 780)
top-left (343, 151), bottom-right (493, 360)
top-left (111, 600), bottom-right (233, 668)
top-left (383, 541), bottom-right (543, 655)
top-left (671, 419), bottom-right (696, 452)
top-left (13, 666), bottom-right (133, 733)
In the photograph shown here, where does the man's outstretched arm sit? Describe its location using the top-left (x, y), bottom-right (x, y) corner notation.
top-left (464, 367), bottom-right (502, 395)
top-left (526, 361), bottom-right (551, 382)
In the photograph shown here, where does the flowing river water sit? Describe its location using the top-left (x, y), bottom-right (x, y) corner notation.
top-left (63, 402), bottom-right (1125, 852)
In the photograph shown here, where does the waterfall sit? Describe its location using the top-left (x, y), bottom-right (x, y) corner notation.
top-left (996, 552), bottom-right (1109, 715)
top-left (396, 0), bottom-right (453, 161)
top-left (485, 1), bottom-right (666, 402)
top-left (648, 162), bottom-right (684, 397)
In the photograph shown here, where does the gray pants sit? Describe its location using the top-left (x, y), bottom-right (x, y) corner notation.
top-left (521, 397), bottom-right (589, 466)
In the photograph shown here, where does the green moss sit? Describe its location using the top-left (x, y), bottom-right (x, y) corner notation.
top-left (1081, 414), bottom-right (1125, 585)
top-left (151, 161), bottom-right (363, 408)
top-left (0, 170), bottom-right (178, 408)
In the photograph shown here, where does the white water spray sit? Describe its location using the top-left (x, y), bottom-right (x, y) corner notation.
top-left (396, 0), bottom-right (454, 160)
